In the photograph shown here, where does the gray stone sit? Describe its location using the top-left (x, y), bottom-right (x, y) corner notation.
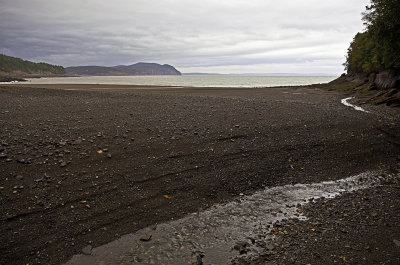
top-left (266, 243), bottom-right (275, 251)
top-left (139, 234), bottom-right (152, 242)
top-left (82, 245), bottom-right (92, 255)
top-left (233, 241), bottom-right (249, 254)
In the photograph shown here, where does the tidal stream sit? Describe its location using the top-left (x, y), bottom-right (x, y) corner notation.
top-left (65, 171), bottom-right (396, 265)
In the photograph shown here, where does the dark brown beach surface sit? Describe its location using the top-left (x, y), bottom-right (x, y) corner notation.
top-left (0, 83), bottom-right (399, 264)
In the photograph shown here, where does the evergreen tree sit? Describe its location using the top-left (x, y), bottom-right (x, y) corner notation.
top-left (345, 0), bottom-right (400, 73)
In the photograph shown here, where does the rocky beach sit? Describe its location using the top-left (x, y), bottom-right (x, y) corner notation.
top-left (0, 83), bottom-right (399, 264)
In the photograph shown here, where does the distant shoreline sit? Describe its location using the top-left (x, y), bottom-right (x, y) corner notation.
top-left (6, 73), bottom-right (398, 106)
top-left (5, 75), bottom-right (337, 89)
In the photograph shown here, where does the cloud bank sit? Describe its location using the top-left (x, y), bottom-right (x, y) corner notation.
top-left (0, 0), bottom-right (369, 74)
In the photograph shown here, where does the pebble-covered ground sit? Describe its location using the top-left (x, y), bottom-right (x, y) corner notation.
top-left (65, 171), bottom-right (399, 265)
top-left (0, 84), bottom-right (399, 264)
top-left (234, 178), bottom-right (400, 265)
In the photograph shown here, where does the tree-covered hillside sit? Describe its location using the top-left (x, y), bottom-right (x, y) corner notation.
top-left (0, 54), bottom-right (65, 76)
top-left (66, 62), bottom-right (181, 76)
top-left (344, 0), bottom-right (400, 73)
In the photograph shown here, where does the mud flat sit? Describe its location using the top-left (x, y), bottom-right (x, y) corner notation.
top-left (0, 84), bottom-right (399, 264)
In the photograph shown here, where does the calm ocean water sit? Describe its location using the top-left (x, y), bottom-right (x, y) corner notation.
top-left (23, 75), bottom-right (337, 88)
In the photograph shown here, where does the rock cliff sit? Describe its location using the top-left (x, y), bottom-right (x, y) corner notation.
top-left (327, 71), bottom-right (399, 106)
top-left (341, 71), bottom-right (400, 90)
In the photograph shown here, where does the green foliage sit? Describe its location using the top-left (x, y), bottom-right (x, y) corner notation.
top-left (345, 32), bottom-right (379, 73)
top-left (345, 0), bottom-right (400, 73)
top-left (0, 54), bottom-right (65, 75)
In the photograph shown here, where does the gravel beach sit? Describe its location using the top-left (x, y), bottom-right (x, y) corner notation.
top-left (0, 84), bottom-right (399, 264)
top-left (233, 181), bottom-right (400, 265)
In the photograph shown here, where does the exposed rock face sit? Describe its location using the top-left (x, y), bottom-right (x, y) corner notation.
top-left (341, 71), bottom-right (400, 90)
top-left (341, 73), bottom-right (370, 83)
top-left (328, 71), bottom-right (399, 107)
top-left (374, 71), bottom-right (400, 89)
top-left (66, 62), bottom-right (181, 76)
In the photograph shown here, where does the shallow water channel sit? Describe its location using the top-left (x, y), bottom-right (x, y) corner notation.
top-left (65, 171), bottom-right (396, 265)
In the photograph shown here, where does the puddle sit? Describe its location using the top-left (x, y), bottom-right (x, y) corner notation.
top-left (341, 97), bottom-right (369, 113)
top-left (65, 171), bottom-right (397, 265)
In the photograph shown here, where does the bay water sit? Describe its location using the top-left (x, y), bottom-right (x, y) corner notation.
top-left (24, 75), bottom-right (337, 88)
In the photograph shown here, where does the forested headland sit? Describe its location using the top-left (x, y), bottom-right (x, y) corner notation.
top-left (0, 54), bottom-right (65, 81)
top-left (327, 0), bottom-right (399, 106)
top-left (344, 0), bottom-right (399, 73)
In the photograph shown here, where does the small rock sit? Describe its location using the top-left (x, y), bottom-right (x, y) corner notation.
top-left (368, 83), bottom-right (378, 90)
top-left (82, 245), bottom-right (92, 255)
top-left (107, 154), bottom-right (112, 159)
top-left (60, 161), bottom-right (67, 167)
top-left (15, 175), bottom-right (23, 180)
top-left (139, 234), bottom-right (152, 242)
top-left (192, 252), bottom-right (204, 265)
top-left (72, 139), bottom-right (82, 145)
top-left (266, 243), bottom-right (275, 251)
top-left (0, 153), bottom-right (7, 159)
top-left (233, 241), bottom-right (249, 254)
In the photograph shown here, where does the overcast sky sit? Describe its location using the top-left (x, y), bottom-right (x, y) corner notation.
top-left (0, 0), bottom-right (369, 74)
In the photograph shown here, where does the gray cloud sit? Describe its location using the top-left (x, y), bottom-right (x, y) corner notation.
top-left (0, 0), bottom-right (369, 74)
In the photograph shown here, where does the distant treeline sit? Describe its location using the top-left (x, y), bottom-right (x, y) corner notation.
top-left (344, 0), bottom-right (400, 73)
top-left (0, 54), bottom-right (65, 75)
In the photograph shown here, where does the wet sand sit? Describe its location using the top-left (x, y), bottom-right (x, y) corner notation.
top-left (0, 84), bottom-right (399, 264)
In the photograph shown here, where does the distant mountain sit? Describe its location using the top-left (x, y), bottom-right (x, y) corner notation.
top-left (66, 62), bottom-right (181, 76)
top-left (0, 54), bottom-right (65, 79)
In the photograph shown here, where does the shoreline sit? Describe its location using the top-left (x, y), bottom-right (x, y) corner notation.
top-left (0, 84), bottom-right (399, 264)
top-left (6, 75), bottom-right (399, 108)
top-left (1, 74), bottom-right (337, 89)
